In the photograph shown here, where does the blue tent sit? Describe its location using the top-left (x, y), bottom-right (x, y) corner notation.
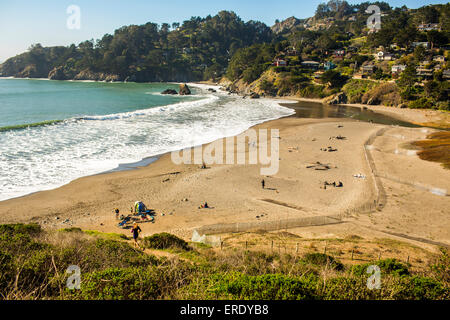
top-left (134, 201), bottom-right (148, 213)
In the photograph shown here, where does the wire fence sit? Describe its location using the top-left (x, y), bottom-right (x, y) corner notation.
top-left (191, 233), bottom-right (413, 265)
top-left (195, 214), bottom-right (344, 237)
top-left (363, 127), bottom-right (389, 211)
top-left (376, 173), bottom-right (449, 197)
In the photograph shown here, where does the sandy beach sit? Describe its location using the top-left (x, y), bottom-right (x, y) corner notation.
top-left (0, 101), bottom-right (449, 251)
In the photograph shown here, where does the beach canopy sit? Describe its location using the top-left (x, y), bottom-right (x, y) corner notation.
top-left (134, 201), bottom-right (148, 213)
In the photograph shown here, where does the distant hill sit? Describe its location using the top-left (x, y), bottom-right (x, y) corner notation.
top-left (271, 17), bottom-right (304, 34)
top-left (1, 1), bottom-right (449, 90)
top-left (0, 11), bottom-right (273, 82)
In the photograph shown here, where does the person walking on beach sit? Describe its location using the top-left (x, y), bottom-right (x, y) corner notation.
top-left (131, 223), bottom-right (142, 250)
top-left (261, 179), bottom-right (265, 189)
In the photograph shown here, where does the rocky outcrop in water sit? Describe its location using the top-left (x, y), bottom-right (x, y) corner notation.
top-left (161, 89), bottom-right (178, 95)
top-left (179, 83), bottom-right (191, 95)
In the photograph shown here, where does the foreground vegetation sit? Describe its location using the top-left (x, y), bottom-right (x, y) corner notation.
top-left (0, 224), bottom-right (448, 300)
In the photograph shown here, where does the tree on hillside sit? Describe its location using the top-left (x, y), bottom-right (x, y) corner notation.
top-left (320, 70), bottom-right (348, 88)
top-left (398, 64), bottom-right (417, 100)
top-left (413, 45), bottom-right (427, 62)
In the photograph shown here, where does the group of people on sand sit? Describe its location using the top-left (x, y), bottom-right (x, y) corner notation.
top-left (323, 181), bottom-right (344, 189)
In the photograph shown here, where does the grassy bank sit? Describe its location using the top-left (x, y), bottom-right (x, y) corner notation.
top-left (0, 224), bottom-right (448, 300)
top-left (412, 131), bottom-right (450, 169)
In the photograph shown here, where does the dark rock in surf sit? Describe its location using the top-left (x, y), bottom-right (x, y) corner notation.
top-left (161, 89), bottom-right (178, 95)
top-left (179, 83), bottom-right (192, 95)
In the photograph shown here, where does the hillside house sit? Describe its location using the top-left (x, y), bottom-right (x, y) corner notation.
top-left (433, 55), bottom-right (445, 63)
top-left (273, 59), bottom-right (287, 67)
top-left (182, 47), bottom-right (192, 54)
top-left (419, 61), bottom-right (431, 68)
top-left (333, 49), bottom-right (345, 59)
top-left (287, 47), bottom-right (298, 56)
top-left (417, 23), bottom-right (440, 32)
top-left (412, 42), bottom-right (430, 49)
top-left (324, 61), bottom-right (337, 71)
top-left (377, 51), bottom-right (394, 61)
top-left (416, 67), bottom-right (433, 78)
top-left (443, 70), bottom-right (450, 80)
top-left (301, 61), bottom-right (320, 70)
top-left (362, 65), bottom-right (375, 77)
top-left (391, 64), bottom-right (406, 75)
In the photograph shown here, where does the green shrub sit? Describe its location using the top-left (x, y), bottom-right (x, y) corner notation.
top-left (351, 259), bottom-right (410, 277)
top-left (342, 79), bottom-right (378, 103)
top-left (71, 267), bottom-right (161, 300)
top-left (84, 230), bottom-right (129, 241)
top-left (59, 227), bottom-right (83, 233)
top-left (303, 253), bottom-right (344, 271)
top-left (299, 84), bottom-right (327, 98)
top-left (143, 233), bottom-right (191, 251)
top-left (210, 272), bottom-right (320, 300)
top-left (0, 223), bottom-right (42, 236)
top-left (83, 239), bottom-right (159, 269)
top-left (0, 251), bottom-right (14, 290)
top-left (408, 97), bottom-right (435, 109)
top-left (321, 276), bottom-right (380, 300)
top-left (361, 82), bottom-right (401, 106)
top-left (429, 248), bottom-right (450, 283)
top-left (391, 276), bottom-right (450, 300)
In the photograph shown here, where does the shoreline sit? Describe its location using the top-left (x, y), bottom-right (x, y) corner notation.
top-left (0, 87), bottom-right (295, 203)
top-left (0, 92), bottom-right (420, 204)
top-left (0, 94), bottom-right (444, 205)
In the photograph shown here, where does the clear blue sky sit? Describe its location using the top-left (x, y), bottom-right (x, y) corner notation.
top-left (0, 0), bottom-right (447, 62)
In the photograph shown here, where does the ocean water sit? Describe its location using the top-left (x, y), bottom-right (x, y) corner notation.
top-left (0, 79), bottom-right (295, 201)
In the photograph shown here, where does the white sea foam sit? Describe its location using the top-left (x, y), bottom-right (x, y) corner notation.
top-left (0, 88), bottom-right (294, 201)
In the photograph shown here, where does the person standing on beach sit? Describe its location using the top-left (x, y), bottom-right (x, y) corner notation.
top-left (262, 179), bottom-right (265, 189)
top-left (131, 223), bottom-right (142, 250)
